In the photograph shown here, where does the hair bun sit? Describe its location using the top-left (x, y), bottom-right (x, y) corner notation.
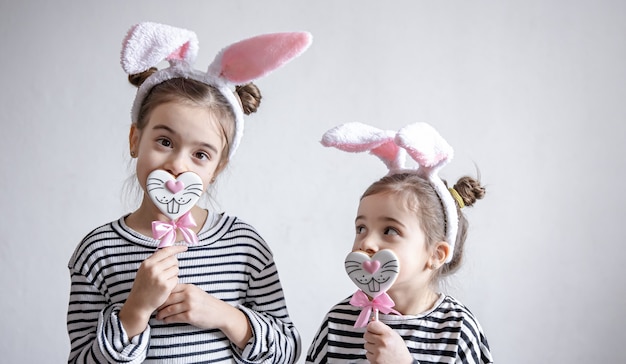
top-left (453, 176), bottom-right (486, 207)
top-left (235, 83), bottom-right (262, 115)
top-left (128, 67), bottom-right (158, 87)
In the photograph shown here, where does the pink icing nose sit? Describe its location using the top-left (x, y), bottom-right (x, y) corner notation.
top-left (362, 260), bottom-right (380, 274)
top-left (165, 180), bottom-right (184, 194)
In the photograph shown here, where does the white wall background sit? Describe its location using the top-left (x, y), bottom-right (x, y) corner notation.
top-left (1, 1), bottom-right (625, 363)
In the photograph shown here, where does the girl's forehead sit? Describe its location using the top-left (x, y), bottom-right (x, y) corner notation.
top-left (146, 103), bottom-right (226, 143)
top-left (363, 190), bottom-right (417, 207)
top-left (149, 102), bottom-right (220, 127)
top-left (358, 192), bottom-right (417, 217)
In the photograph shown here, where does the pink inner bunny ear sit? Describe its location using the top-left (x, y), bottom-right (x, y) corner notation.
top-left (395, 123), bottom-right (453, 172)
top-left (217, 32), bottom-right (312, 85)
top-left (120, 22), bottom-right (199, 74)
top-left (166, 41), bottom-right (191, 61)
top-left (371, 142), bottom-right (401, 163)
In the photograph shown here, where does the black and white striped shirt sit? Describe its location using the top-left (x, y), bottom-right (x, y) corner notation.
top-left (306, 294), bottom-right (492, 364)
top-left (67, 211), bottom-right (300, 363)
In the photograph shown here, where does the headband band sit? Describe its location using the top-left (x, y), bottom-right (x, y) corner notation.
top-left (321, 122), bottom-right (458, 263)
top-left (120, 22), bottom-right (312, 158)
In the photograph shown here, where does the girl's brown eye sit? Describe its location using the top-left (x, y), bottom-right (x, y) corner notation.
top-left (195, 151), bottom-right (210, 160)
top-left (384, 227), bottom-right (399, 235)
top-left (157, 138), bottom-right (172, 147)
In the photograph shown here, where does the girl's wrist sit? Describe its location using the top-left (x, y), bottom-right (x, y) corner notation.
top-left (217, 305), bottom-right (252, 349)
top-left (119, 301), bottom-right (152, 338)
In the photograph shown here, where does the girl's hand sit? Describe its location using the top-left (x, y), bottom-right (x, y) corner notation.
top-left (156, 283), bottom-right (218, 328)
top-left (157, 283), bottom-right (252, 349)
top-left (120, 245), bottom-right (187, 337)
top-left (364, 320), bottom-right (413, 364)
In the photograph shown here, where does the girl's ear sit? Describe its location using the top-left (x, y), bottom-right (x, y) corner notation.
top-left (430, 241), bottom-right (452, 268)
top-left (129, 125), bottom-right (140, 156)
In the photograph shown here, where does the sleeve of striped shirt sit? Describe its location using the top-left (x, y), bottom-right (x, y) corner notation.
top-left (456, 315), bottom-right (493, 364)
top-left (305, 313), bottom-right (330, 363)
top-left (234, 260), bottom-right (302, 364)
top-left (67, 270), bottom-right (150, 363)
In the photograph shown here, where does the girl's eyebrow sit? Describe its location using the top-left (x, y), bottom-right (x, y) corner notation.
top-left (382, 217), bottom-right (406, 228)
top-left (355, 215), bottom-right (406, 227)
top-left (152, 124), bottom-right (178, 137)
top-left (200, 142), bottom-right (219, 154)
top-left (152, 124), bottom-right (219, 153)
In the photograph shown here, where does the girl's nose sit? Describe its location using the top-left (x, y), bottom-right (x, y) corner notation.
top-left (164, 153), bottom-right (187, 176)
top-left (357, 235), bottom-right (378, 256)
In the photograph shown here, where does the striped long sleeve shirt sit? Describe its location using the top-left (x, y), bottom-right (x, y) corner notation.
top-left (67, 211), bottom-right (300, 363)
top-left (306, 294), bottom-right (492, 364)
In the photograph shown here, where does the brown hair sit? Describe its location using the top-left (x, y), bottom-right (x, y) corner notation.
top-left (361, 172), bottom-right (486, 280)
top-left (129, 68), bottom-right (262, 172)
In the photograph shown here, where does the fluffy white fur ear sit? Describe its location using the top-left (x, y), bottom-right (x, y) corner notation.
top-left (395, 122), bottom-right (458, 263)
top-left (121, 22), bottom-right (199, 75)
top-left (321, 122), bottom-right (394, 152)
top-left (321, 122), bottom-right (406, 172)
top-left (395, 122), bottom-right (453, 175)
top-left (208, 32), bottom-right (312, 85)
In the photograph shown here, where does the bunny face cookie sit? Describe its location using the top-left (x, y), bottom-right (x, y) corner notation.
top-left (345, 249), bottom-right (401, 327)
top-left (147, 170), bottom-right (203, 221)
top-left (345, 250), bottom-right (400, 298)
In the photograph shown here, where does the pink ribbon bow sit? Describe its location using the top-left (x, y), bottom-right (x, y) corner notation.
top-left (349, 290), bottom-right (400, 328)
top-left (152, 211), bottom-right (199, 248)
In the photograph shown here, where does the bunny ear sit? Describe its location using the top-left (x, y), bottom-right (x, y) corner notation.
top-left (321, 122), bottom-right (405, 171)
top-left (396, 122), bottom-right (458, 263)
top-left (370, 142), bottom-right (403, 169)
top-left (395, 122), bottom-right (453, 176)
top-left (121, 22), bottom-right (199, 74)
top-left (209, 32), bottom-right (312, 85)
top-left (321, 122), bottom-right (394, 152)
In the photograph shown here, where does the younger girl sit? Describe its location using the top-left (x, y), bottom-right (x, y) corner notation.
top-left (67, 22), bottom-right (311, 363)
top-left (306, 122), bottom-right (493, 363)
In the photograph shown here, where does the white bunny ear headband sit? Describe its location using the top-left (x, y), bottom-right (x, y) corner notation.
top-left (321, 122), bottom-right (459, 263)
top-left (120, 22), bottom-right (312, 158)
